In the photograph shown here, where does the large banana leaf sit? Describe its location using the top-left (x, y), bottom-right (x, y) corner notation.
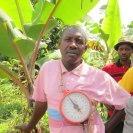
top-left (0, 10), bottom-right (35, 60)
top-left (32, 0), bottom-right (99, 24)
top-left (53, 0), bottom-right (99, 24)
top-left (101, 0), bottom-right (122, 49)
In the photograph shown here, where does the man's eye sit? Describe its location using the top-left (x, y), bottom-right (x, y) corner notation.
top-left (76, 39), bottom-right (84, 45)
top-left (118, 48), bottom-right (123, 51)
top-left (65, 38), bottom-right (71, 42)
top-left (125, 48), bottom-right (131, 51)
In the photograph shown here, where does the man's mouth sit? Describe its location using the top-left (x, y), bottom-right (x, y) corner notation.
top-left (121, 55), bottom-right (127, 58)
top-left (67, 51), bottom-right (78, 55)
top-left (68, 52), bottom-right (77, 55)
top-left (121, 56), bottom-right (128, 59)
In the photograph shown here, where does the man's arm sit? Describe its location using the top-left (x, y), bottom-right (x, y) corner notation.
top-left (15, 101), bottom-right (47, 132)
top-left (105, 109), bottom-right (125, 133)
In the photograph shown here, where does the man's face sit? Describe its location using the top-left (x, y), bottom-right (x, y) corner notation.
top-left (118, 44), bottom-right (133, 61)
top-left (59, 28), bottom-right (87, 66)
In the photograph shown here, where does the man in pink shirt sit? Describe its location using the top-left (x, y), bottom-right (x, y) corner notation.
top-left (15, 26), bottom-right (130, 133)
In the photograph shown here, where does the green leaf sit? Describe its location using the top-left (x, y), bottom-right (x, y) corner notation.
top-left (101, 0), bottom-right (122, 49)
top-left (24, 18), bottom-right (59, 40)
top-left (53, 0), bottom-right (99, 24)
top-left (36, 49), bottom-right (61, 67)
top-left (15, 38), bottom-right (35, 61)
top-left (0, 8), bottom-right (12, 24)
top-left (33, 0), bottom-right (99, 25)
top-left (0, 9), bottom-right (35, 61)
top-left (0, 0), bottom-right (33, 30)
top-left (0, 21), bottom-right (35, 61)
top-left (32, 0), bottom-right (54, 24)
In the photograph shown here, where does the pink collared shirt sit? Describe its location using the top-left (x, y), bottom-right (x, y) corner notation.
top-left (32, 60), bottom-right (130, 133)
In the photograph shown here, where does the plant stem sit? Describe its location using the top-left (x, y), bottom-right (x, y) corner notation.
top-left (15, 0), bottom-right (27, 36)
top-left (0, 66), bottom-right (30, 99)
top-left (29, 0), bottom-right (62, 76)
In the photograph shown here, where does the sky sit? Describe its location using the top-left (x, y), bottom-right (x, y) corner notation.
top-left (89, 0), bottom-right (133, 25)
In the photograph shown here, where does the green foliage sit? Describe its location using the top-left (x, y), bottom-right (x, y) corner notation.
top-left (0, 79), bottom-right (26, 132)
top-left (83, 49), bottom-right (106, 68)
top-left (101, 0), bottom-right (122, 49)
top-left (36, 49), bottom-right (61, 68)
top-left (0, 79), bottom-right (49, 132)
top-left (97, 103), bottom-right (108, 123)
top-left (36, 19), bottom-right (64, 62)
top-left (45, 21), bottom-right (64, 50)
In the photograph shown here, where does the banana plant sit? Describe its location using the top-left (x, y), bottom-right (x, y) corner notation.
top-left (101, 0), bottom-right (122, 64)
top-left (81, 0), bottom-right (122, 66)
top-left (0, 0), bottom-right (99, 99)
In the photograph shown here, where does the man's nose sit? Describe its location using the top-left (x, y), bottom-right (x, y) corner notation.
top-left (69, 40), bottom-right (77, 48)
top-left (121, 49), bottom-right (127, 54)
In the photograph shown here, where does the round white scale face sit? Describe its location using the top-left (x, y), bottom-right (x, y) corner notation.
top-left (60, 91), bottom-right (92, 124)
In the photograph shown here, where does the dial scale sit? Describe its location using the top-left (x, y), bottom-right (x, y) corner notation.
top-left (59, 90), bottom-right (92, 124)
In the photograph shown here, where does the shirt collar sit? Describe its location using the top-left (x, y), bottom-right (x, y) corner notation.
top-left (60, 60), bottom-right (68, 73)
top-left (60, 60), bottom-right (88, 76)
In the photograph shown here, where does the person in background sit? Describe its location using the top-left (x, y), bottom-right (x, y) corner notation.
top-left (102, 38), bottom-right (133, 82)
top-left (15, 25), bottom-right (130, 133)
top-left (102, 38), bottom-right (133, 133)
top-left (118, 67), bottom-right (133, 133)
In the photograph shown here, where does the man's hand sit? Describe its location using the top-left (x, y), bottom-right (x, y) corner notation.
top-left (14, 102), bottom-right (47, 133)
